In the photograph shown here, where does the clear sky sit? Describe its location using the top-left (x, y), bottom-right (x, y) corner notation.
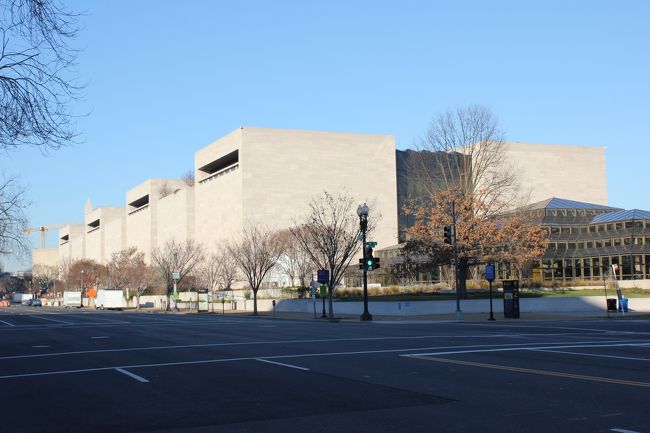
top-left (4, 0), bottom-right (649, 271)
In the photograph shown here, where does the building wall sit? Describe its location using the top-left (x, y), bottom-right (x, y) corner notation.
top-left (84, 207), bottom-right (124, 264)
top-left (504, 142), bottom-right (608, 205)
top-left (58, 224), bottom-right (85, 263)
top-left (31, 248), bottom-right (58, 267)
top-left (195, 130), bottom-right (243, 247)
top-left (125, 179), bottom-right (186, 261)
top-left (103, 213), bottom-right (126, 260)
top-left (240, 127), bottom-right (399, 251)
top-left (157, 187), bottom-right (195, 247)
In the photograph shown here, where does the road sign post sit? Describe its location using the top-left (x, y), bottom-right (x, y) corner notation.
top-left (485, 263), bottom-right (496, 321)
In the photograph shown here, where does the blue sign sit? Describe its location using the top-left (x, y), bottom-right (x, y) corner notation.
top-left (485, 263), bottom-right (496, 282)
top-left (317, 269), bottom-right (329, 284)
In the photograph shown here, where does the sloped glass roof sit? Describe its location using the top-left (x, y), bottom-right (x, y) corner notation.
top-left (524, 197), bottom-right (621, 211)
top-left (591, 209), bottom-right (650, 223)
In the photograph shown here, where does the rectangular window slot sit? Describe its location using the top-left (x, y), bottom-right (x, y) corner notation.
top-left (87, 219), bottom-right (100, 233)
top-left (198, 150), bottom-right (239, 184)
top-left (128, 194), bottom-right (150, 215)
top-left (60, 234), bottom-right (69, 245)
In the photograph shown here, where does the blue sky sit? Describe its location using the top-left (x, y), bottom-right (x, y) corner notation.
top-left (4, 0), bottom-right (649, 270)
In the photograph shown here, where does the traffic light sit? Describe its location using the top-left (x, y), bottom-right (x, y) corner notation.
top-left (359, 258), bottom-right (365, 270)
top-left (372, 256), bottom-right (380, 270)
top-left (365, 245), bottom-right (374, 269)
top-left (443, 224), bottom-right (452, 244)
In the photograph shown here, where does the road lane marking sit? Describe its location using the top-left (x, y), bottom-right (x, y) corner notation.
top-left (31, 345), bottom-right (51, 348)
top-left (1, 340), bottom-right (647, 381)
top-left (256, 358), bottom-right (310, 371)
top-left (407, 355), bottom-right (650, 388)
top-left (0, 319), bottom-right (14, 327)
top-left (114, 368), bottom-right (149, 383)
top-left (401, 341), bottom-right (650, 357)
top-left (29, 316), bottom-right (75, 325)
top-left (0, 338), bottom-right (632, 361)
top-left (91, 336), bottom-right (109, 339)
top-left (532, 348), bottom-right (650, 362)
top-left (611, 428), bottom-right (641, 433)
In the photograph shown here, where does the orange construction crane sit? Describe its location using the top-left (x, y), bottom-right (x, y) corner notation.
top-left (23, 224), bottom-right (65, 249)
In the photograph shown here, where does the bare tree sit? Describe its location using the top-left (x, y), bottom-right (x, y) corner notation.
top-left (291, 191), bottom-right (366, 319)
top-left (0, 175), bottom-right (29, 257)
top-left (182, 169), bottom-right (195, 187)
top-left (276, 229), bottom-right (312, 288)
top-left (158, 182), bottom-right (172, 199)
top-left (228, 226), bottom-right (285, 315)
top-left (405, 106), bottom-right (539, 297)
top-left (0, 0), bottom-right (83, 153)
top-left (151, 239), bottom-right (204, 311)
top-left (107, 247), bottom-right (154, 309)
top-left (63, 259), bottom-right (106, 294)
top-left (31, 263), bottom-right (58, 291)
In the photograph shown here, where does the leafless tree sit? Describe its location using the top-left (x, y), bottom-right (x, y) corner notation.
top-left (151, 239), bottom-right (204, 311)
top-left (31, 263), bottom-right (58, 291)
top-left (0, 175), bottom-right (29, 257)
top-left (182, 169), bottom-right (195, 187)
top-left (276, 229), bottom-right (312, 288)
top-left (107, 247), bottom-right (154, 309)
top-left (158, 182), bottom-right (172, 198)
top-left (415, 105), bottom-right (525, 213)
top-left (228, 226), bottom-right (286, 315)
top-left (0, 0), bottom-right (83, 154)
top-left (291, 191), bottom-right (368, 319)
top-left (63, 259), bottom-right (106, 294)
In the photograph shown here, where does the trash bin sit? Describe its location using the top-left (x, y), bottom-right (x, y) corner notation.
top-left (606, 298), bottom-right (617, 311)
top-left (620, 298), bottom-right (628, 313)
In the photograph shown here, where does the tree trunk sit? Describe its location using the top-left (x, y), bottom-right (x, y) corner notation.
top-left (253, 288), bottom-right (258, 315)
top-left (136, 293), bottom-right (141, 310)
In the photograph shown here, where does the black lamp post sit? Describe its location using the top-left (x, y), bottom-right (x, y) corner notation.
top-left (357, 203), bottom-right (372, 321)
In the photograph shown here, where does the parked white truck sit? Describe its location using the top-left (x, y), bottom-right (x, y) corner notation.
top-left (13, 292), bottom-right (33, 304)
top-left (95, 289), bottom-right (124, 310)
top-left (63, 291), bottom-right (82, 308)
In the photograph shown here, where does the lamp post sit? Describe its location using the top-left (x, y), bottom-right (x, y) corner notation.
top-left (80, 269), bottom-right (85, 308)
top-left (357, 203), bottom-right (372, 321)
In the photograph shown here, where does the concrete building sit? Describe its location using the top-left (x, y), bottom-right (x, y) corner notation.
top-left (28, 128), bottom-right (609, 275)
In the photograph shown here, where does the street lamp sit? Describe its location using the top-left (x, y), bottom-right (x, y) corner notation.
top-left (357, 203), bottom-right (372, 321)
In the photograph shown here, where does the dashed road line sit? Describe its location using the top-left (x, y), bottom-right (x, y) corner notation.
top-left (256, 358), bottom-right (309, 371)
top-left (91, 336), bottom-right (110, 339)
top-left (114, 368), bottom-right (149, 383)
top-left (29, 315), bottom-right (75, 325)
top-left (0, 319), bottom-right (15, 327)
top-left (31, 345), bottom-right (51, 348)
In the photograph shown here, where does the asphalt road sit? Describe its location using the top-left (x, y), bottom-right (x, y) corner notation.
top-left (0, 306), bottom-right (649, 433)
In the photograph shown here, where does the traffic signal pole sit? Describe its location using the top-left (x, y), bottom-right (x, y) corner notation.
top-left (452, 201), bottom-right (463, 321)
top-left (360, 213), bottom-right (372, 321)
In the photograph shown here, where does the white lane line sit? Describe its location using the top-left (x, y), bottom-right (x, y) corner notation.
top-left (401, 342), bottom-right (650, 357)
top-left (29, 315), bottom-right (75, 325)
top-left (91, 336), bottom-right (109, 339)
top-left (0, 341), bottom-right (646, 381)
top-left (0, 336), bottom-right (630, 362)
top-left (611, 428), bottom-right (641, 433)
top-left (31, 345), bottom-right (51, 348)
top-left (0, 319), bottom-right (14, 327)
top-left (114, 368), bottom-right (149, 383)
top-left (532, 348), bottom-right (650, 362)
top-left (256, 358), bottom-right (310, 371)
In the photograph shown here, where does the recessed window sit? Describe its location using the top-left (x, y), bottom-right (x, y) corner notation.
top-left (614, 238), bottom-right (621, 246)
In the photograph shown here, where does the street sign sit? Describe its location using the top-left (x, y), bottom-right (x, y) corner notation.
top-left (366, 241), bottom-right (377, 248)
top-left (172, 271), bottom-right (180, 280)
top-left (317, 269), bottom-right (329, 284)
top-left (485, 263), bottom-right (495, 282)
